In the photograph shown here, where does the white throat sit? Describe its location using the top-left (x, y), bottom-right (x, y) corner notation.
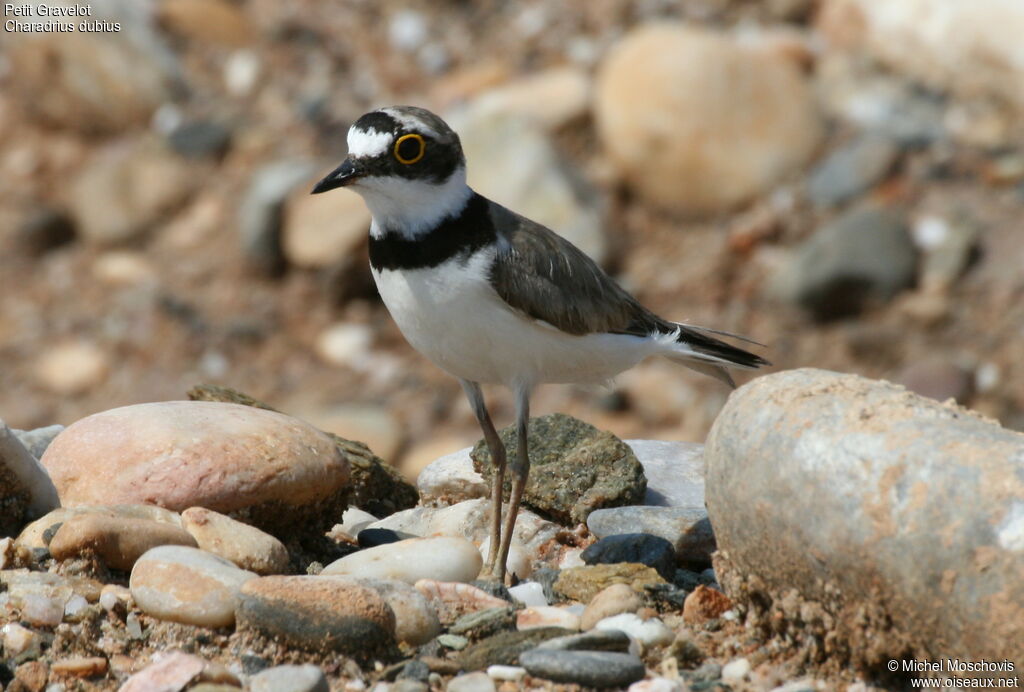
top-left (355, 166), bottom-right (473, 239)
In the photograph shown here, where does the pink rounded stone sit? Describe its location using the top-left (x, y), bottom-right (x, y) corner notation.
top-left (41, 402), bottom-right (349, 532)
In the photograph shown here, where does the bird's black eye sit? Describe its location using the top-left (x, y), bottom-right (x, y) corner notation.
top-left (394, 133), bottom-right (426, 165)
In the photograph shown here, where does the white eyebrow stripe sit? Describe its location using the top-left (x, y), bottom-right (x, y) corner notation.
top-left (382, 107), bottom-right (439, 138)
top-left (347, 127), bottom-right (393, 158)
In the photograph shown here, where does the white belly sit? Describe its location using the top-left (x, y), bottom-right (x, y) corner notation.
top-left (371, 250), bottom-right (657, 387)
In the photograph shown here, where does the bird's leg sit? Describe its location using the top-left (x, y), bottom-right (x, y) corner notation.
top-left (460, 379), bottom-right (506, 577)
top-left (495, 383), bottom-right (532, 584)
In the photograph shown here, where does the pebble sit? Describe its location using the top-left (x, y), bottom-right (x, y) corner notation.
top-left (49, 513), bottom-right (198, 570)
top-left (626, 440), bottom-right (705, 509)
top-left (99, 584), bottom-right (133, 613)
top-left (537, 629), bottom-right (632, 653)
top-left (236, 575), bottom-right (396, 657)
top-left (554, 564), bottom-right (666, 603)
top-left (446, 672), bottom-right (496, 692)
top-left (722, 657), bottom-right (752, 684)
top-left (807, 134), bottom-right (899, 208)
top-left (414, 581), bottom-right (510, 624)
top-left (340, 577), bottom-right (441, 646)
top-left (315, 323), bottom-right (374, 370)
top-left (415, 447), bottom-right (488, 505)
top-left (322, 537), bottom-right (481, 584)
top-left (238, 160), bottom-right (315, 275)
top-left (519, 649), bottom-right (646, 688)
top-left (33, 341), bottom-right (110, 395)
top-left (11, 424), bottom-right (64, 461)
top-left (773, 204), bottom-right (916, 321)
top-left (449, 108), bottom-right (607, 265)
top-left (580, 583), bottom-right (643, 630)
top-left (487, 664), bottom-right (526, 682)
top-left (508, 581), bottom-right (547, 607)
top-left (283, 184), bottom-right (370, 269)
top-left (17, 504), bottom-right (182, 551)
top-left (0, 420), bottom-right (60, 529)
top-left (335, 507), bottom-right (379, 537)
top-left (893, 357), bottom-right (974, 405)
top-left (459, 628), bottom-right (573, 670)
top-left (40, 402), bottom-right (349, 533)
top-left (582, 534), bottom-right (676, 581)
top-left (3, 622), bottom-right (42, 660)
top-left (50, 656), bottom-right (108, 678)
top-left (471, 414), bottom-right (644, 524)
top-left (629, 678), bottom-right (685, 692)
top-left (14, 660), bottom-right (48, 692)
top-left (5, 14), bottom-right (177, 133)
top-left (250, 664), bottom-right (329, 692)
top-left (118, 651), bottom-right (209, 692)
top-left (157, 0), bottom-right (254, 46)
top-left (595, 22), bottom-right (821, 215)
top-left (516, 606), bottom-right (581, 632)
top-left (167, 120), bottom-right (232, 159)
top-left (181, 507), bottom-right (290, 575)
top-left (367, 499), bottom-right (559, 559)
top-left (438, 633), bottom-right (469, 650)
top-left (130, 545), bottom-right (257, 627)
top-left (68, 138), bottom-right (194, 244)
top-left (471, 66), bottom-right (591, 130)
top-left (595, 613), bottom-right (674, 647)
top-left (683, 585), bottom-right (733, 625)
top-left (449, 607), bottom-right (516, 639)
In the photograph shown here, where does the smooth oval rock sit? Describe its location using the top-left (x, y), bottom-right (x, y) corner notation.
top-left (519, 649), bottom-right (646, 688)
top-left (322, 536), bottom-right (482, 584)
top-left (339, 577), bottom-right (441, 646)
top-left (516, 606), bottom-right (581, 632)
top-left (236, 575), bottom-right (396, 658)
top-left (594, 613), bottom-right (674, 647)
top-left (706, 368), bottom-right (1024, 671)
top-left (17, 504), bottom-right (183, 551)
top-left (580, 583), bottom-right (643, 630)
top-left (40, 402), bottom-right (350, 534)
top-left (595, 22), bottom-right (821, 215)
top-left (250, 664), bottom-right (329, 692)
top-left (130, 545), bottom-right (257, 627)
top-left (50, 513), bottom-right (197, 570)
top-left (181, 507), bottom-right (289, 575)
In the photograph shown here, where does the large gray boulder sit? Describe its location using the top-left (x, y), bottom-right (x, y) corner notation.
top-left (706, 369), bottom-right (1023, 679)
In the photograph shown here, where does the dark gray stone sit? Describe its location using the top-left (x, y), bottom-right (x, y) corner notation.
top-left (357, 528), bottom-right (408, 547)
top-left (582, 533), bottom-right (676, 580)
top-left (519, 650), bottom-right (646, 688)
top-left (777, 204), bottom-right (917, 320)
top-left (587, 506), bottom-right (715, 568)
top-left (472, 414), bottom-right (646, 525)
top-left (449, 607), bottom-right (515, 639)
top-left (458, 627), bottom-right (572, 671)
top-left (807, 134), bottom-right (899, 207)
top-left (238, 160), bottom-right (314, 276)
top-left (168, 120), bottom-right (232, 159)
top-left (535, 629), bottom-right (632, 653)
top-left (16, 208), bottom-right (76, 256)
top-left (396, 660), bottom-right (430, 683)
top-left (706, 368), bottom-right (1024, 674)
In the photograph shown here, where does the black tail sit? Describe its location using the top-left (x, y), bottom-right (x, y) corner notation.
top-left (676, 323), bottom-right (771, 370)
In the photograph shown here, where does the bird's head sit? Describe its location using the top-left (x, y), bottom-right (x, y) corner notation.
top-left (312, 106), bottom-right (470, 233)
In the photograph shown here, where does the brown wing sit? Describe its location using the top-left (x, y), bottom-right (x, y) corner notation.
top-left (486, 203), bottom-right (662, 337)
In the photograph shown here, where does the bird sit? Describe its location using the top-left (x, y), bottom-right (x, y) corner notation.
top-left (312, 105), bottom-right (769, 582)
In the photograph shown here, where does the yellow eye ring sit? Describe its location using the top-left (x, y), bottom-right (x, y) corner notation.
top-left (394, 133), bottom-right (426, 165)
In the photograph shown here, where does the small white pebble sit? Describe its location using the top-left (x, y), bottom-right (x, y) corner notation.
top-left (2, 623), bottom-right (41, 657)
top-left (388, 10), bottom-right (427, 52)
top-left (629, 677), bottom-right (685, 692)
top-left (722, 657), bottom-right (752, 684)
top-left (595, 613), bottom-right (674, 647)
top-left (508, 581), bottom-right (547, 607)
top-left (224, 50), bottom-right (260, 96)
top-left (63, 594), bottom-right (89, 617)
top-left (344, 680), bottom-right (367, 692)
top-left (487, 665), bottom-right (526, 682)
top-left (912, 216), bottom-right (950, 250)
top-left (975, 362), bottom-right (999, 393)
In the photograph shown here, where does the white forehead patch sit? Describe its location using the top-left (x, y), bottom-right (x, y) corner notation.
top-left (347, 127), bottom-right (393, 158)
top-left (382, 107), bottom-right (439, 138)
